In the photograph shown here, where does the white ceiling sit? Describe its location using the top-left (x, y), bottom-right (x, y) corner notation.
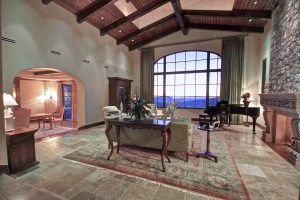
top-left (16, 68), bottom-right (73, 81)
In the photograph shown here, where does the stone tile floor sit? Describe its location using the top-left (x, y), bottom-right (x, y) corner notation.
top-left (0, 125), bottom-right (299, 200)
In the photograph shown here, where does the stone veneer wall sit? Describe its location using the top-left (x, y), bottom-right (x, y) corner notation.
top-left (270, 0), bottom-right (300, 93)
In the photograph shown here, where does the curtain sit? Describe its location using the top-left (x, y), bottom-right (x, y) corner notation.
top-left (72, 81), bottom-right (78, 123)
top-left (56, 81), bottom-right (63, 107)
top-left (140, 48), bottom-right (154, 103)
top-left (220, 37), bottom-right (244, 124)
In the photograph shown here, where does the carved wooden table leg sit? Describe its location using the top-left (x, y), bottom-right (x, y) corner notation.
top-left (160, 128), bottom-right (172, 172)
top-left (50, 117), bottom-right (53, 129)
top-left (165, 128), bottom-right (172, 163)
top-left (105, 125), bottom-right (113, 160)
top-left (161, 131), bottom-right (168, 172)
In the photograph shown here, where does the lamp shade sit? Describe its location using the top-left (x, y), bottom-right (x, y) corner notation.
top-left (3, 93), bottom-right (18, 106)
top-left (248, 96), bottom-right (254, 101)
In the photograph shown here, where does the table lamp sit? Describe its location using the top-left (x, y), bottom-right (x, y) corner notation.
top-left (3, 93), bottom-right (18, 132)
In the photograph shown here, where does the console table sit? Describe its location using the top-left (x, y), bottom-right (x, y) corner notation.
top-left (30, 113), bottom-right (53, 129)
top-left (6, 127), bottom-right (39, 174)
top-left (105, 118), bottom-right (172, 172)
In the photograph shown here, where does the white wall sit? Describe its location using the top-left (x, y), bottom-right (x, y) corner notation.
top-left (132, 28), bottom-right (271, 123)
top-left (20, 80), bottom-right (45, 114)
top-left (2, 0), bottom-right (134, 126)
top-left (243, 21), bottom-right (272, 125)
top-left (44, 81), bottom-right (58, 114)
top-left (0, 0), bottom-right (8, 167)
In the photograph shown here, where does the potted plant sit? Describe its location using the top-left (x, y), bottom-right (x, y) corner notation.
top-left (128, 97), bottom-right (150, 121)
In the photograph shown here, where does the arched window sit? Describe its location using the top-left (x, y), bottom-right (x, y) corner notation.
top-left (154, 50), bottom-right (221, 108)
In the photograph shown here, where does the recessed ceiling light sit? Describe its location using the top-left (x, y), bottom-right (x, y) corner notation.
top-left (254, 1), bottom-right (258, 4)
top-left (101, 16), bottom-right (104, 20)
top-left (131, 39), bottom-right (134, 42)
top-left (119, 30), bottom-right (122, 33)
top-left (248, 18), bottom-right (252, 22)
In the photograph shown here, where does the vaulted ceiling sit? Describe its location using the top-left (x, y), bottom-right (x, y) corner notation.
top-left (42, 0), bottom-right (273, 51)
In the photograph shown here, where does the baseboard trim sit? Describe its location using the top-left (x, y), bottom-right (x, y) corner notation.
top-left (78, 121), bottom-right (105, 130)
top-left (0, 165), bottom-right (9, 174)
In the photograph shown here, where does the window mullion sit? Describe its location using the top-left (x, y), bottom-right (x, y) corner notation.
top-left (154, 51), bottom-right (221, 109)
top-left (206, 52), bottom-right (210, 108)
top-left (163, 57), bottom-right (166, 108)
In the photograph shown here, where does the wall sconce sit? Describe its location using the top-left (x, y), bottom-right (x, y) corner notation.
top-left (3, 93), bottom-right (18, 132)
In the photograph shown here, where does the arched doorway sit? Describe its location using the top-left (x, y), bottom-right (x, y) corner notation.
top-left (13, 68), bottom-right (85, 129)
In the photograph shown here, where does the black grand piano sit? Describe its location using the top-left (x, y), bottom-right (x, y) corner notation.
top-left (205, 104), bottom-right (260, 134)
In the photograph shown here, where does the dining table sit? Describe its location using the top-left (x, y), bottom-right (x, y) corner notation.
top-left (30, 113), bottom-right (53, 129)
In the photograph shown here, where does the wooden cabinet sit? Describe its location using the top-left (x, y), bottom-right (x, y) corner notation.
top-left (108, 77), bottom-right (133, 113)
top-left (6, 127), bottom-right (39, 174)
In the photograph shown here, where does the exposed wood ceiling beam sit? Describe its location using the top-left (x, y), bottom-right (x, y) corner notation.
top-left (42, 0), bottom-right (52, 5)
top-left (171, 0), bottom-right (187, 35)
top-left (129, 26), bottom-right (180, 51)
top-left (188, 23), bottom-right (264, 33)
top-left (100, 0), bottom-right (171, 36)
top-left (77, 0), bottom-right (116, 23)
top-left (183, 10), bottom-right (272, 19)
top-left (117, 13), bottom-right (176, 45)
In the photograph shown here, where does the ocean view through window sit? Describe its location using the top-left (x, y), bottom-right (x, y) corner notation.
top-left (154, 51), bottom-right (221, 109)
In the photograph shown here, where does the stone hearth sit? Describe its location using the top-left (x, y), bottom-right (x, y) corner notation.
top-left (260, 93), bottom-right (300, 166)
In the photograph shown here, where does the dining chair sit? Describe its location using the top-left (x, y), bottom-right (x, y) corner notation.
top-left (43, 106), bottom-right (65, 128)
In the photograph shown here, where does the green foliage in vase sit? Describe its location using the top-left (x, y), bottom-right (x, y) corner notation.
top-left (129, 98), bottom-right (150, 120)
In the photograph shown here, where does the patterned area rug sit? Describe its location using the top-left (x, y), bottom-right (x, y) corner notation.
top-left (63, 126), bottom-right (250, 200)
top-left (30, 123), bottom-right (76, 140)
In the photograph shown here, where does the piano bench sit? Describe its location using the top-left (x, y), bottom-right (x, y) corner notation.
top-left (199, 113), bottom-right (210, 125)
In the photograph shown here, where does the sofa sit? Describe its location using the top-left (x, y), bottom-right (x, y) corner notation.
top-left (103, 106), bottom-right (194, 161)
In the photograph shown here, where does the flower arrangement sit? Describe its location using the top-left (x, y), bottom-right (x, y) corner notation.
top-left (128, 97), bottom-right (150, 121)
top-left (241, 92), bottom-right (251, 107)
top-left (166, 101), bottom-right (180, 116)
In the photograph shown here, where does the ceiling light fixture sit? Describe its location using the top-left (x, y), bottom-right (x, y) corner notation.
top-left (248, 18), bottom-right (252, 22)
top-left (254, 1), bottom-right (258, 4)
top-left (101, 16), bottom-right (104, 20)
top-left (131, 39), bottom-right (134, 42)
top-left (119, 30), bottom-right (122, 33)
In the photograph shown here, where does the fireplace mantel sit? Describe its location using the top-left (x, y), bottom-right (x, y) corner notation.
top-left (258, 93), bottom-right (300, 145)
top-left (259, 93), bottom-right (300, 117)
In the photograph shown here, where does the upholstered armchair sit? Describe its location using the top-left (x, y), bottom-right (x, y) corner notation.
top-left (103, 106), bottom-right (120, 117)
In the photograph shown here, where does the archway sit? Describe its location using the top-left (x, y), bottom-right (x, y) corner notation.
top-left (13, 68), bottom-right (85, 129)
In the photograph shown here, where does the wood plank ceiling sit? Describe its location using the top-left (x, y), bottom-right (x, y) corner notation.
top-left (42, 0), bottom-right (273, 51)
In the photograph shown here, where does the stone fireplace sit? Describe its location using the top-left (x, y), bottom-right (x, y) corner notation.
top-left (259, 0), bottom-right (300, 165)
top-left (259, 93), bottom-right (300, 144)
top-left (260, 93), bottom-right (300, 166)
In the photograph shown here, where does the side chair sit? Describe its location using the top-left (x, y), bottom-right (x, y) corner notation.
top-left (43, 106), bottom-right (65, 128)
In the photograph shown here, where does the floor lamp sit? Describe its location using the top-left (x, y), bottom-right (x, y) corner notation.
top-left (3, 93), bottom-right (18, 132)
